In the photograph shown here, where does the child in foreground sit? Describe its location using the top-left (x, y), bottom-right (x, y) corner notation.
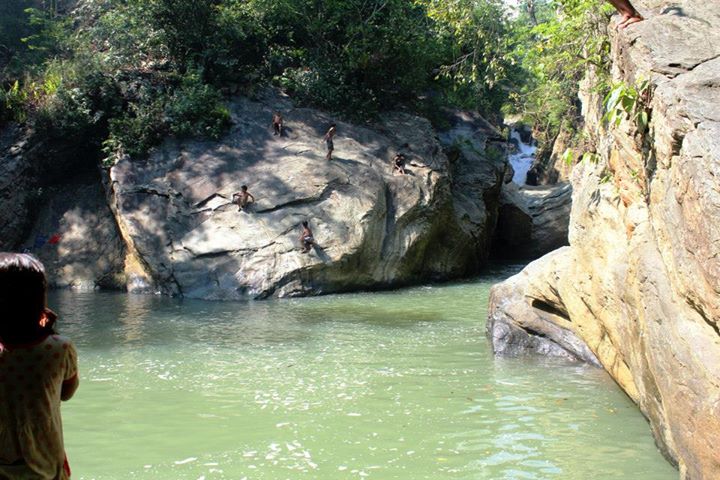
top-left (0, 253), bottom-right (79, 479)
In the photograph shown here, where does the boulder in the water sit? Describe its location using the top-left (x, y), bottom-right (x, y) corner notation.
top-left (107, 94), bottom-right (506, 299)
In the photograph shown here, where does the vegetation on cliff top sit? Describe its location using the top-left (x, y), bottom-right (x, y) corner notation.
top-left (0, 0), bottom-right (611, 164)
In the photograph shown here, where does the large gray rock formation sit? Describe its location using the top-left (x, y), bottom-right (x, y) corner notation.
top-left (0, 125), bottom-right (40, 250)
top-left (108, 93), bottom-right (506, 299)
top-left (1, 119), bottom-right (106, 254)
top-left (487, 1), bottom-right (720, 478)
top-left (493, 182), bottom-right (572, 259)
top-left (0, 122), bottom-right (125, 289)
top-left (22, 175), bottom-right (126, 290)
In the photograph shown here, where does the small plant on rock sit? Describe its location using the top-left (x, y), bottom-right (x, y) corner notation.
top-left (603, 79), bottom-right (651, 133)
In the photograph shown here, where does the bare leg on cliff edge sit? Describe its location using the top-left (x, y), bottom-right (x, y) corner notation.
top-left (607, 0), bottom-right (643, 28)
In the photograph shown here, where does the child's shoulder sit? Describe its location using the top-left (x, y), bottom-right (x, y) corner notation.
top-left (45, 334), bottom-right (75, 350)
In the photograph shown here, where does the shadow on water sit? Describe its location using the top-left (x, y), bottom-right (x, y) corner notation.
top-left (49, 260), bottom-right (526, 353)
top-left (51, 288), bottom-right (455, 351)
top-left (52, 276), bottom-right (677, 479)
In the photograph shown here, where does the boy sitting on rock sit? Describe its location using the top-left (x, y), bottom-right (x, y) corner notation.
top-left (232, 185), bottom-right (255, 212)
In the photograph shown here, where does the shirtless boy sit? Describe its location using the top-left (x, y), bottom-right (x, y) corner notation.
top-left (323, 124), bottom-right (336, 161)
top-left (232, 185), bottom-right (255, 211)
top-left (272, 112), bottom-right (283, 136)
top-left (299, 221), bottom-right (315, 253)
top-left (392, 153), bottom-right (407, 175)
top-left (608, 0), bottom-right (643, 28)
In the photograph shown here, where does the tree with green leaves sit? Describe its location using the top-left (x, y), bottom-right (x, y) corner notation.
top-left (507, 0), bottom-right (613, 159)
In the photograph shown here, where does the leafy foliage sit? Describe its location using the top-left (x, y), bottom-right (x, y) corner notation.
top-left (1, 0), bottom-right (616, 171)
top-left (422, 0), bottom-right (521, 116)
top-left (603, 79), bottom-right (651, 133)
top-left (254, 0), bottom-right (448, 116)
top-left (507, 0), bottom-right (613, 154)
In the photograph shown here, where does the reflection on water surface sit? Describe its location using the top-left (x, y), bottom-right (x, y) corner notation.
top-left (52, 270), bottom-right (675, 479)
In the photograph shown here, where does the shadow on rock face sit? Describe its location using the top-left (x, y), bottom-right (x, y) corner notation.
top-left (107, 92), bottom-right (508, 299)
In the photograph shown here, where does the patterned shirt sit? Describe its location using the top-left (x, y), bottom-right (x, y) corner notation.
top-left (0, 334), bottom-right (78, 479)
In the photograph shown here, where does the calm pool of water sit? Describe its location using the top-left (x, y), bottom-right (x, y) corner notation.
top-left (50, 268), bottom-right (676, 479)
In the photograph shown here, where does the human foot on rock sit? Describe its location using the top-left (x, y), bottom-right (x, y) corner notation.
top-left (620, 14), bottom-right (643, 28)
top-left (617, 13), bottom-right (643, 29)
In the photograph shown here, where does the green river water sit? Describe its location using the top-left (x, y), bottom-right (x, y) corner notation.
top-left (50, 268), bottom-right (676, 479)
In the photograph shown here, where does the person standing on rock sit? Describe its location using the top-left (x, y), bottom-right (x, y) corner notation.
top-left (608, 0), bottom-right (643, 28)
top-left (232, 185), bottom-right (255, 212)
top-left (323, 124), bottom-right (336, 161)
top-left (299, 221), bottom-right (316, 253)
top-left (271, 111), bottom-right (283, 136)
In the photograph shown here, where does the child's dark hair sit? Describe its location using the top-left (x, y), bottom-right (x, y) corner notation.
top-left (0, 253), bottom-right (55, 344)
top-left (241, 185), bottom-right (248, 190)
top-left (302, 221), bottom-right (308, 227)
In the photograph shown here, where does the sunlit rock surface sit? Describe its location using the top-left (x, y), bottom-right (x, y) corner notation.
top-left (108, 93), bottom-right (506, 299)
top-left (488, 1), bottom-right (720, 477)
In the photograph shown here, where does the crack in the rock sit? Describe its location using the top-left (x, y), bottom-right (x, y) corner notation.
top-left (125, 186), bottom-right (171, 198)
top-left (687, 296), bottom-right (720, 337)
top-left (183, 244), bottom-right (273, 259)
top-left (254, 180), bottom-right (346, 214)
top-left (657, 53), bottom-right (720, 79)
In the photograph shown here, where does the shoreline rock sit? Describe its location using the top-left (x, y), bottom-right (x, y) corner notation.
top-left (107, 95), bottom-right (507, 299)
top-left (493, 182), bottom-right (572, 259)
top-left (487, 1), bottom-right (720, 477)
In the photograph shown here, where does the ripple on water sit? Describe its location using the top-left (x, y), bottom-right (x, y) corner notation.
top-left (51, 280), bottom-right (676, 480)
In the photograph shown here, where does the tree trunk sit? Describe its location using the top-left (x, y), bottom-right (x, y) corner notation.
top-left (526, 0), bottom-right (538, 26)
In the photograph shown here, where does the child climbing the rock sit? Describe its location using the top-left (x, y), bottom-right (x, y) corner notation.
top-left (0, 253), bottom-right (79, 480)
top-left (392, 153), bottom-right (407, 175)
top-left (271, 111), bottom-right (283, 136)
top-left (299, 221), bottom-right (316, 253)
top-left (232, 185), bottom-right (255, 212)
top-left (322, 124), bottom-right (336, 161)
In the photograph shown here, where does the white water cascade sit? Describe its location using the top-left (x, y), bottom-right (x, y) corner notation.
top-left (509, 129), bottom-right (537, 185)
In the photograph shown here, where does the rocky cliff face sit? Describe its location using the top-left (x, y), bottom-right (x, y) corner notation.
top-left (487, 1), bottom-right (720, 478)
top-left (493, 182), bottom-right (572, 259)
top-left (107, 93), bottom-right (506, 299)
top-left (23, 174), bottom-right (126, 290)
top-left (0, 125), bottom-right (38, 250)
top-left (0, 122), bottom-right (126, 289)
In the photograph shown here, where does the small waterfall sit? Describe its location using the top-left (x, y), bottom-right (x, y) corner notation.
top-left (508, 129), bottom-right (536, 185)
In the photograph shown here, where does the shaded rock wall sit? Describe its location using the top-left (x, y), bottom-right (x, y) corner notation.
top-left (0, 125), bottom-right (45, 250)
top-left (0, 116), bottom-right (108, 249)
top-left (527, 125), bottom-right (578, 186)
top-left (107, 94), bottom-right (506, 299)
top-left (493, 182), bottom-right (572, 259)
top-left (23, 173), bottom-right (126, 290)
top-left (0, 121), bottom-right (125, 290)
top-left (487, 1), bottom-right (720, 478)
